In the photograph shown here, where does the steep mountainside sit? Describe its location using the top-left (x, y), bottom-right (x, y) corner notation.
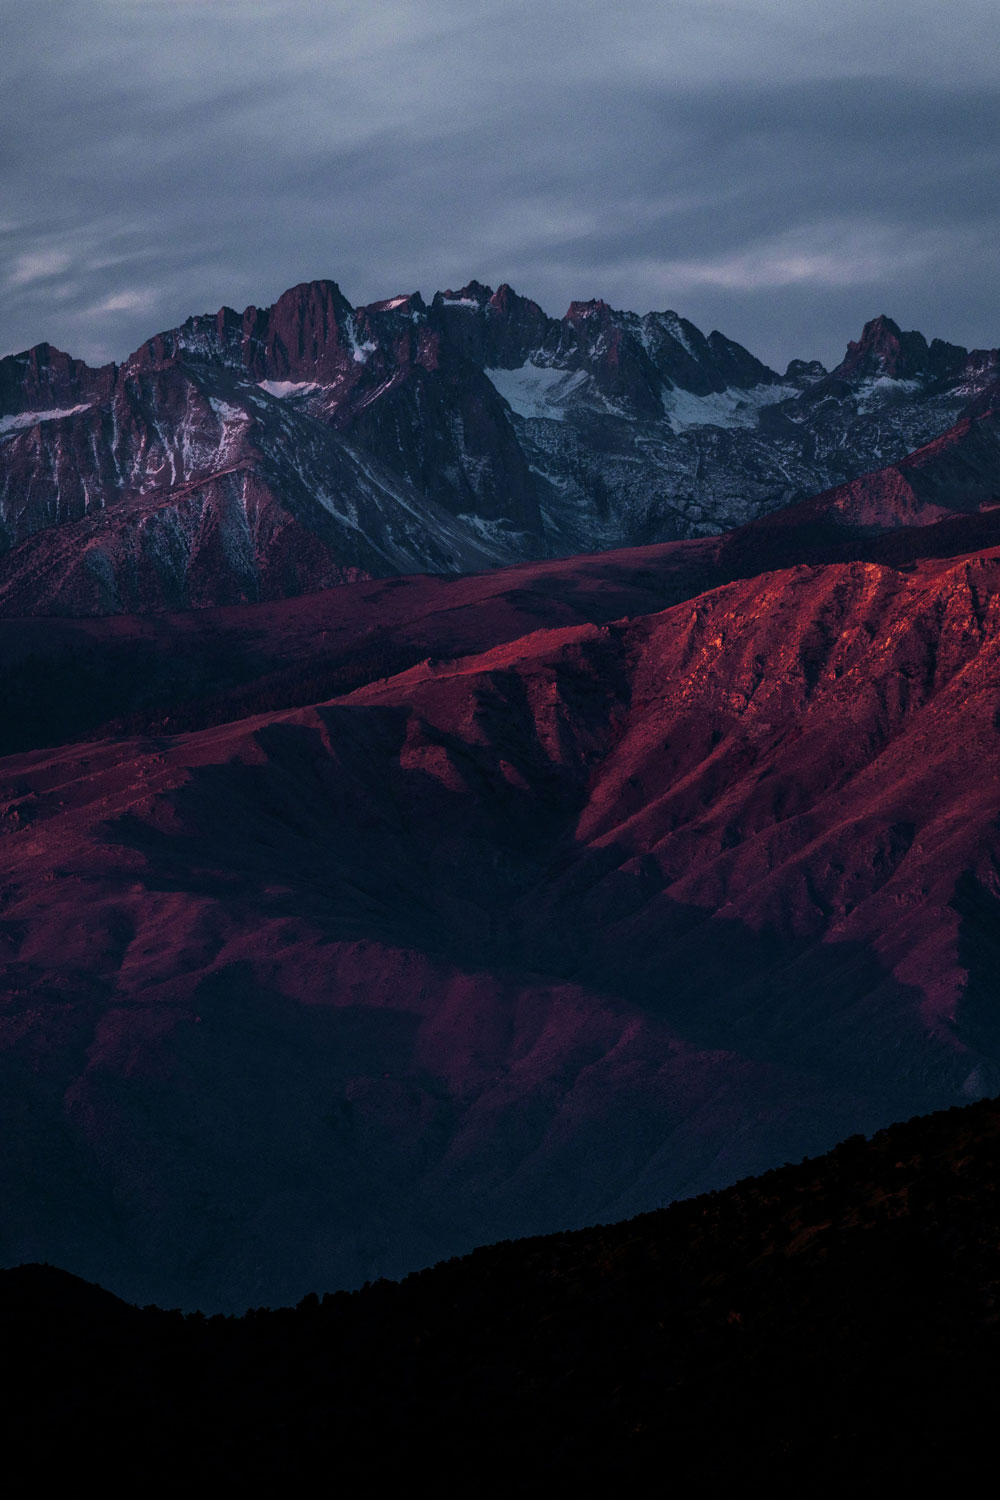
top-left (714, 404), bottom-right (1000, 578)
top-left (4, 531), bottom-right (1000, 1307)
top-left (5, 1093), bottom-right (1000, 1488)
top-left (0, 539), bottom-right (717, 755)
top-left (2, 401), bottom-right (997, 756)
top-left (1, 280), bottom-right (995, 613)
top-left (743, 404), bottom-right (1000, 535)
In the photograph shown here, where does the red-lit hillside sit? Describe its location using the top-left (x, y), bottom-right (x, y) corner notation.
top-left (3, 522), bottom-right (1000, 1307)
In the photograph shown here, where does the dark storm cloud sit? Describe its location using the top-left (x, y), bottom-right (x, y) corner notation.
top-left (3, 0), bottom-right (999, 369)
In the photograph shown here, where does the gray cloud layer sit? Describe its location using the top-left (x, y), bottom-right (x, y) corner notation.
top-left (3, 0), bottom-right (999, 369)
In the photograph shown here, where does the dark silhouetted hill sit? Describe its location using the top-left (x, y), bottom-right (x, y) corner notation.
top-left (4, 1095), bottom-right (1000, 1488)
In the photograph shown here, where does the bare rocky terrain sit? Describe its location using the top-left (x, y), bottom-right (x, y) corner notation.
top-left (1, 278), bottom-right (996, 613)
top-left (4, 445), bottom-right (1000, 1306)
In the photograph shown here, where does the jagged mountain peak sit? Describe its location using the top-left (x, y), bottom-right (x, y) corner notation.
top-left (565, 297), bottom-right (615, 321)
top-left (822, 315), bottom-right (997, 397)
top-left (0, 340), bottom-right (116, 417)
top-left (432, 280), bottom-right (494, 309)
top-left (486, 282), bottom-right (545, 315)
top-left (861, 311), bottom-right (903, 339)
top-left (834, 313), bottom-right (928, 380)
top-left (247, 278), bottom-right (358, 380)
top-left (785, 356), bottom-right (828, 384)
top-left (1, 271), bottom-right (995, 616)
top-left (831, 314), bottom-right (961, 386)
top-left (704, 327), bottom-right (782, 390)
top-left (269, 276), bottom-right (351, 308)
top-left (364, 289), bottom-right (426, 315)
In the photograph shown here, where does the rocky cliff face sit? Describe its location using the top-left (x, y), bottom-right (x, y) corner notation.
top-left (2, 281), bottom-right (996, 614)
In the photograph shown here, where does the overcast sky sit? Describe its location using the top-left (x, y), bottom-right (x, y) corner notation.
top-left (3, 0), bottom-right (999, 370)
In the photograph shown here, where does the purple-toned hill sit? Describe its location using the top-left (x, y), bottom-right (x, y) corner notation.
top-left (3, 528), bottom-right (1000, 1306)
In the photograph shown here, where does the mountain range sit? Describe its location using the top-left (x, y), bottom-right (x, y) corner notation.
top-left (1, 278), bottom-right (999, 1313)
top-left (1, 278), bottom-right (997, 614)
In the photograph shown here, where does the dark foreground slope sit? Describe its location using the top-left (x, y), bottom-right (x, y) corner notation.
top-left (4, 1095), bottom-right (1000, 1489)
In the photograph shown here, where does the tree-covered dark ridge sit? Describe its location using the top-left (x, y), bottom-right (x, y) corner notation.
top-left (5, 1094), bottom-right (1000, 1489)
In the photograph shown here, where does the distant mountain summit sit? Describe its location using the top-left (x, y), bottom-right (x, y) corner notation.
top-left (833, 313), bottom-right (973, 384)
top-left (0, 279), bottom-right (996, 614)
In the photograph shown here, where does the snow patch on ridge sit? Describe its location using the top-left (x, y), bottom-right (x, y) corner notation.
top-left (257, 380), bottom-right (321, 398)
top-left (209, 397), bottom-right (249, 422)
top-left (853, 376), bottom-right (922, 412)
top-left (486, 364), bottom-right (589, 420)
top-left (345, 314), bottom-right (377, 365)
top-left (0, 403), bottom-right (94, 437)
top-left (662, 383), bottom-right (797, 433)
top-left (488, 363), bottom-right (797, 431)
